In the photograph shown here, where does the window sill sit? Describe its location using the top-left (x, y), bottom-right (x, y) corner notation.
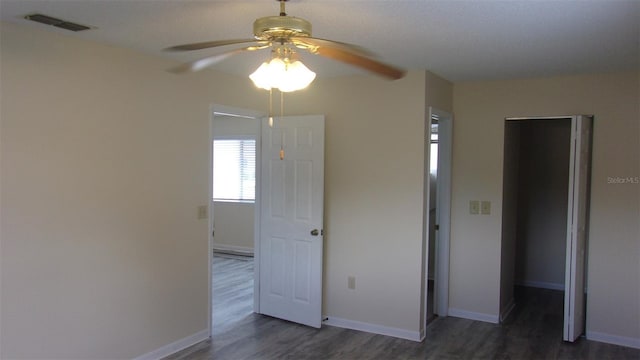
top-left (213, 199), bottom-right (255, 204)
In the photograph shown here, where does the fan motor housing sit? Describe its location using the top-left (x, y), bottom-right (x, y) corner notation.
top-left (253, 15), bottom-right (312, 40)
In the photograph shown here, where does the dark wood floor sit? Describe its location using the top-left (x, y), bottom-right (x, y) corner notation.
top-left (166, 258), bottom-right (640, 360)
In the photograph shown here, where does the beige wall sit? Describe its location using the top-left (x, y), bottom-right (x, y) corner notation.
top-left (213, 202), bottom-right (255, 252)
top-left (425, 71), bottom-right (454, 113)
top-left (0, 22), bottom-right (265, 359)
top-left (276, 71), bottom-right (442, 336)
top-left (452, 71), bottom-right (640, 342)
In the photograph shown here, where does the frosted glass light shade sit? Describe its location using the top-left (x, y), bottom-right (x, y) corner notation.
top-left (249, 58), bottom-right (316, 92)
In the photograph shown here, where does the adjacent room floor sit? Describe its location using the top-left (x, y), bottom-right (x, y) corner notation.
top-left (211, 253), bottom-right (254, 335)
top-left (166, 258), bottom-right (639, 360)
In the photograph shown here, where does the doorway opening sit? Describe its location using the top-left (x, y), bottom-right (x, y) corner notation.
top-left (423, 107), bottom-right (452, 333)
top-left (209, 105), bottom-right (263, 335)
top-left (209, 106), bottom-right (326, 335)
top-left (500, 116), bottom-right (592, 342)
top-left (426, 118), bottom-right (439, 325)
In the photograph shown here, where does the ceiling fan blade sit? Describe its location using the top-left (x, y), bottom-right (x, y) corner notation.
top-left (312, 46), bottom-right (406, 80)
top-left (168, 45), bottom-right (267, 74)
top-left (291, 36), bottom-right (376, 57)
top-left (165, 39), bottom-right (267, 52)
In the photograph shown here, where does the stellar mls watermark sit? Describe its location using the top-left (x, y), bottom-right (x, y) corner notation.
top-left (607, 176), bottom-right (639, 184)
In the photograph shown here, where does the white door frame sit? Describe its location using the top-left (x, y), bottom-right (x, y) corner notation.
top-left (423, 106), bottom-right (453, 334)
top-left (209, 104), bottom-right (265, 336)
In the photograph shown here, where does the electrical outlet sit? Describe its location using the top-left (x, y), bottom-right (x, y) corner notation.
top-left (348, 276), bottom-right (356, 290)
top-left (469, 200), bottom-right (480, 215)
top-left (197, 205), bottom-right (208, 219)
top-left (481, 201), bottom-right (491, 215)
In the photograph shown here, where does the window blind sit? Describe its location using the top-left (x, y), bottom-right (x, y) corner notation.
top-left (213, 139), bottom-right (256, 202)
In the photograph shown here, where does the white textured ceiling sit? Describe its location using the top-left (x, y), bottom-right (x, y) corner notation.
top-left (1, 0), bottom-right (638, 82)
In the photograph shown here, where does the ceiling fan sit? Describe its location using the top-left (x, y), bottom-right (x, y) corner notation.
top-left (165, 0), bottom-right (406, 80)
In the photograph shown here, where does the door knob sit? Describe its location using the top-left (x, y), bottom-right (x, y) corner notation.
top-left (310, 229), bottom-right (319, 236)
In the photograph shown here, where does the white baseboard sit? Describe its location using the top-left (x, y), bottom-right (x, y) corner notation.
top-left (448, 308), bottom-right (499, 324)
top-left (500, 299), bottom-right (516, 322)
top-left (212, 243), bottom-right (254, 256)
top-left (133, 329), bottom-right (209, 360)
top-left (517, 280), bottom-right (564, 291)
top-left (587, 331), bottom-right (640, 349)
top-left (323, 316), bottom-right (421, 342)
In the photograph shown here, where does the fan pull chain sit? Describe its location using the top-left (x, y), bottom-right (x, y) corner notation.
top-left (268, 88), bottom-right (274, 128)
top-left (279, 90), bottom-right (285, 160)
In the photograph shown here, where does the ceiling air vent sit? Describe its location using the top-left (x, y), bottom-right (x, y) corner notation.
top-left (24, 14), bottom-right (92, 32)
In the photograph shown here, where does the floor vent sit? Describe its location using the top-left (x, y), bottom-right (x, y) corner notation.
top-left (24, 14), bottom-right (92, 32)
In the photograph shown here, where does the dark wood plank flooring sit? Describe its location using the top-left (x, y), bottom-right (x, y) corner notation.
top-left (166, 258), bottom-right (640, 360)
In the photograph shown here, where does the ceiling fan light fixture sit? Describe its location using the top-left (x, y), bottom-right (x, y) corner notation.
top-left (249, 56), bottom-right (316, 92)
top-left (167, 0), bottom-right (405, 82)
top-left (279, 60), bottom-right (316, 92)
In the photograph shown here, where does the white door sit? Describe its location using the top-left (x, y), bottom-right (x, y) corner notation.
top-left (259, 115), bottom-right (325, 328)
top-left (563, 115), bottom-right (592, 342)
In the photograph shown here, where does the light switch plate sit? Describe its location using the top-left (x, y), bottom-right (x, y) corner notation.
top-left (470, 200), bottom-right (480, 215)
top-left (481, 201), bottom-right (491, 215)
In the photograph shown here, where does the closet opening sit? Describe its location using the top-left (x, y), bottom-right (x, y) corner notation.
top-left (501, 116), bottom-right (592, 342)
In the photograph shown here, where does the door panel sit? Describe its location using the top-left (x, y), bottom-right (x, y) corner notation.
top-left (269, 161), bottom-right (286, 217)
top-left (293, 240), bottom-right (312, 302)
top-left (564, 115), bottom-right (592, 342)
top-left (295, 160), bottom-right (313, 220)
top-left (259, 115), bottom-right (325, 328)
top-left (268, 236), bottom-right (286, 297)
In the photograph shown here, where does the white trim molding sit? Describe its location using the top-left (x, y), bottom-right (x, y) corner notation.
top-left (133, 329), bottom-right (209, 360)
top-left (587, 331), bottom-right (640, 349)
top-left (323, 316), bottom-right (421, 342)
top-left (448, 308), bottom-right (500, 324)
top-left (500, 299), bottom-right (516, 322)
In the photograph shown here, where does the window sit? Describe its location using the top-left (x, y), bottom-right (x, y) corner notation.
top-left (430, 122), bottom-right (438, 175)
top-left (213, 139), bottom-right (256, 202)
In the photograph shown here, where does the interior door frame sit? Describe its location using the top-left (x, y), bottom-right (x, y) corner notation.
top-left (209, 104), bottom-right (265, 336)
top-left (422, 106), bottom-right (453, 336)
